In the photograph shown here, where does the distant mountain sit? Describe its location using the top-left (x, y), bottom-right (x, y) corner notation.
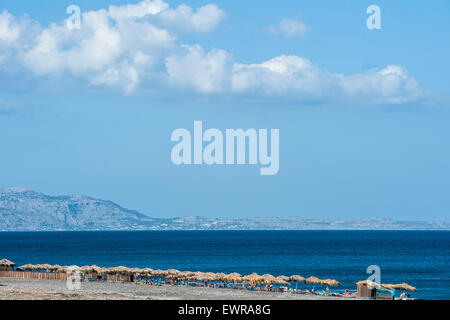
top-left (0, 188), bottom-right (448, 231)
top-left (0, 188), bottom-right (163, 231)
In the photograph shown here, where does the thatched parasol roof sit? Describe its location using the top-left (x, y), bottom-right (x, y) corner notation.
top-left (107, 266), bottom-right (131, 274)
top-left (40, 264), bottom-right (53, 271)
top-left (356, 280), bottom-right (380, 288)
top-left (32, 264), bottom-right (44, 271)
top-left (243, 273), bottom-right (261, 284)
top-left (185, 271), bottom-right (200, 281)
top-left (127, 268), bottom-right (141, 275)
top-left (305, 276), bottom-right (323, 284)
top-left (321, 279), bottom-right (341, 286)
top-left (214, 273), bottom-right (228, 282)
top-left (242, 273), bottom-right (254, 281)
top-left (277, 275), bottom-right (290, 282)
top-left (177, 271), bottom-right (194, 280)
top-left (0, 258), bottom-right (15, 266)
top-left (56, 266), bottom-right (69, 273)
top-left (48, 265), bottom-right (61, 272)
top-left (388, 283), bottom-right (417, 292)
top-left (289, 275), bottom-right (306, 283)
top-left (205, 272), bottom-right (216, 281)
top-left (165, 269), bottom-right (181, 279)
top-left (91, 265), bottom-right (108, 275)
top-left (79, 265), bottom-right (91, 272)
top-left (357, 280), bottom-right (416, 292)
top-left (224, 273), bottom-right (242, 283)
top-left (140, 268), bottom-right (153, 277)
top-left (261, 274), bottom-right (276, 284)
top-left (193, 272), bottom-right (209, 282)
top-left (151, 269), bottom-right (168, 277)
top-left (16, 264), bottom-right (33, 271)
top-left (274, 276), bottom-right (289, 285)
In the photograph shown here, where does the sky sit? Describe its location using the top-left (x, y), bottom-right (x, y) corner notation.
top-left (0, 0), bottom-right (449, 221)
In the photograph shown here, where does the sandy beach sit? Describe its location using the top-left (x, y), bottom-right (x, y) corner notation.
top-left (0, 278), bottom-right (363, 300)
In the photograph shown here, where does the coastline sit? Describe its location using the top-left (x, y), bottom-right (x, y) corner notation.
top-left (0, 278), bottom-right (363, 300)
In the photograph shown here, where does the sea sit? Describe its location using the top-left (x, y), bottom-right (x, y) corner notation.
top-left (0, 230), bottom-right (448, 299)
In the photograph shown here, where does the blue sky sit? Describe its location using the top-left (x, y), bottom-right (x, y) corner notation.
top-left (0, 0), bottom-right (449, 221)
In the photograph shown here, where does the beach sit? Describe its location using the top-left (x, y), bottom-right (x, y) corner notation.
top-left (0, 278), bottom-right (362, 300)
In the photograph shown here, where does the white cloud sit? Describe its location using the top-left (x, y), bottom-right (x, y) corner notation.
top-left (231, 55), bottom-right (329, 97)
top-left (231, 55), bottom-right (425, 103)
top-left (166, 44), bottom-right (232, 93)
top-left (22, 10), bottom-right (125, 76)
top-left (268, 18), bottom-right (311, 38)
top-left (108, 0), bottom-right (168, 20)
top-left (0, 1), bottom-right (224, 94)
top-left (91, 61), bottom-right (139, 94)
top-left (0, 10), bottom-right (20, 43)
top-left (157, 4), bottom-right (226, 33)
top-left (339, 65), bottom-right (424, 104)
top-left (0, 2), bottom-right (428, 105)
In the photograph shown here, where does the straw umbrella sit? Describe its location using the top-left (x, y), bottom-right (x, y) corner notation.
top-left (274, 276), bottom-right (289, 287)
top-left (242, 273), bottom-right (254, 285)
top-left (108, 266), bottom-right (131, 281)
top-left (127, 268), bottom-right (142, 281)
top-left (29, 264), bottom-right (38, 271)
top-left (356, 279), bottom-right (380, 289)
top-left (214, 273), bottom-right (227, 282)
top-left (42, 264), bottom-right (53, 272)
top-left (195, 272), bottom-right (209, 282)
top-left (204, 272), bottom-right (216, 286)
top-left (16, 264), bottom-right (33, 272)
top-left (243, 273), bottom-right (259, 284)
top-left (94, 266), bottom-right (108, 276)
top-left (289, 275), bottom-right (306, 290)
top-left (321, 279), bottom-right (341, 287)
top-left (188, 271), bottom-right (202, 283)
top-left (141, 268), bottom-right (153, 278)
top-left (0, 258), bottom-right (14, 265)
top-left (166, 269), bottom-right (180, 278)
top-left (152, 269), bottom-right (169, 283)
top-left (49, 265), bottom-right (61, 272)
top-left (166, 269), bottom-right (181, 283)
top-left (289, 275), bottom-right (306, 283)
top-left (275, 276), bottom-right (289, 286)
top-left (305, 276), bottom-right (322, 284)
top-left (0, 258), bottom-right (15, 271)
top-left (178, 271), bottom-right (194, 282)
top-left (225, 273), bottom-right (242, 284)
top-left (192, 272), bottom-right (209, 287)
top-left (357, 280), bottom-right (417, 294)
top-left (56, 266), bottom-right (69, 274)
top-left (389, 283), bottom-right (417, 292)
top-left (80, 265), bottom-right (91, 272)
top-left (262, 274), bottom-right (276, 285)
top-left (305, 276), bottom-right (323, 292)
top-left (151, 269), bottom-right (164, 278)
top-left (206, 272), bottom-right (216, 280)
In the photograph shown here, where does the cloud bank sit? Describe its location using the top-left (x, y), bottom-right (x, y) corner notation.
top-left (0, 0), bottom-right (427, 104)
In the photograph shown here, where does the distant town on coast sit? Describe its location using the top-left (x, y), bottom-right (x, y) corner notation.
top-left (1, 188), bottom-right (448, 231)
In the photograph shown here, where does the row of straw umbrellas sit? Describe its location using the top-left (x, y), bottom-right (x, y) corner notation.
top-left (14, 264), bottom-right (418, 291)
top-left (15, 264), bottom-right (342, 286)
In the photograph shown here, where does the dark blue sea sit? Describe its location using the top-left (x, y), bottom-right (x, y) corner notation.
top-left (0, 231), bottom-right (448, 299)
